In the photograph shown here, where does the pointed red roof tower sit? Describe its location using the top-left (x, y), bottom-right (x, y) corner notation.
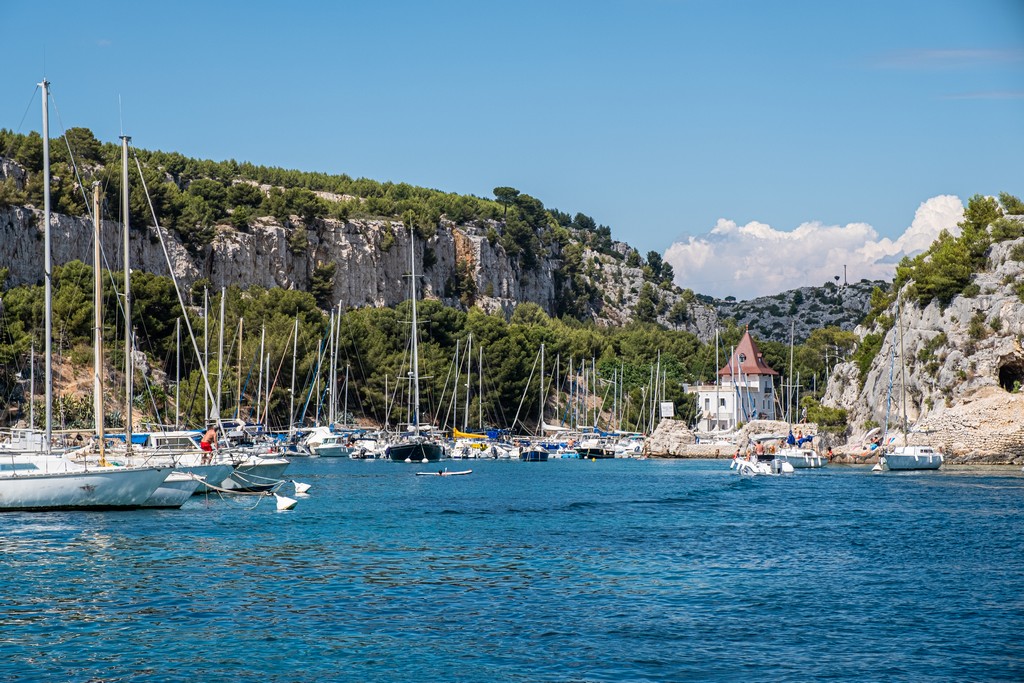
top-left (717, 329), bottom-right (778, 378)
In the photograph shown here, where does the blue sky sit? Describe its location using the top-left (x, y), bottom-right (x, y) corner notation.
top-left (3, 0), bottom-right (1023, 298)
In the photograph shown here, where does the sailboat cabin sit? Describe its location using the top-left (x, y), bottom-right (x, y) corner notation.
top-left (688, 330), bottom-right (779, 432)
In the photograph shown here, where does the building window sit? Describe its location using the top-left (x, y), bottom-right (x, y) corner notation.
top-left (720, 398), bottom-right (726, 407)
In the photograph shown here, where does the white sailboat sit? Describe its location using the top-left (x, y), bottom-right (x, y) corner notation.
top-left (774, 321), bottom-right (825, 469)
top-left (878, 302), bottom-right (943, 471)
top-left (0, 80), bottom-right (170, 511)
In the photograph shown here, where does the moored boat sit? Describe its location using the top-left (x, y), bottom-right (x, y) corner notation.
top-left (386, 438), bottom-right (443, 463)
top-left (143, 471), bottom-right (204, 508)
top-left (881, 445), bottom-right (943, 471)
top-left (774, 446), bottom-right (826, 469)
top-left (385, 228), bottom-right (444, 463)
top-left (519, 445), bottom-right (549, 462)
top-left (0, 453), bottom-right (171, 511)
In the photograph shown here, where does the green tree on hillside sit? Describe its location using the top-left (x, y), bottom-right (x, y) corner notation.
top-left (493, 187), bottom-right (519, 217)
top-left (999, 192), bottom-right (1024, 215)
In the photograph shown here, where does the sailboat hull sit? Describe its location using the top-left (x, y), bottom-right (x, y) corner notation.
top-left (0, 465), bottom-right (171, 511)
top-left (774, 448), bottom-right (826, 469)
top-left (519, 448), bottom-right (549, 462)
top-left (386, 442), bottom-right (443, 463)
top-left (882, 450), bottom-right (944, 471)
top-left (143, 471), bottom-right (203, 508)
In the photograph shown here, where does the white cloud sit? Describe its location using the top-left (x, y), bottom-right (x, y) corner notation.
top-left (664, 195), bottom-right (964, 300)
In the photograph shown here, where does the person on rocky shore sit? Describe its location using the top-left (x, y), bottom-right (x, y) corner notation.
top-left (858, 435), bottom-right (882, 458)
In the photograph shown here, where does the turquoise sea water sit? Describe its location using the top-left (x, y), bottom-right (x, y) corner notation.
top-left (2, 458), bottom-right (1022, 682)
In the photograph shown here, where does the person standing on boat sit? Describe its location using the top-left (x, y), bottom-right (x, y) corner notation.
top-left (200, 423), bottom-right (218, 463)
top-left (754, 441), bottom-right (765, 460)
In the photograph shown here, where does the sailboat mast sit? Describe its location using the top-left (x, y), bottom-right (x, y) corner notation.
top-left (264, 352), bottom-right (270, 426)
top-left (730, 346), bottom-right (737, 430)
top-left (203, 287), bottom-right (209, 421)
top-left (410, 228), bottom-right (421, 429)
top-left (257, 324), bottom-right (266, 424)
top-left (92, 182), bottom-right (106, 465)
top-left (29, 343), bottom-right (35, 429)
top-left (478, 344), bottom-right (482, 429)
top-left (452, 338), bottom-right (459, 430)
top-left (289, 316), bottom-right (298, 437)
top-left (538, 342), bottom-right (545, 435)
top-left (327, 308), bottom-right (335, 424)
top-left (215, 287), bottom-right (225, 420)
top-left (236, 317), bottom-right (243, 419)
top-left (41, 79), bottom-right (53, 452)
top-left (174, 318), bottom-right (180, 429)
top-left (619, 360), bottom-right (624, 431)
top-left (122, 135), bottom-right (133, 450)
top-left (788, 319), bottom-right (795, 425)
top-left (898, 301), bottom-right (908, 444)
top-left (612, 367), bottom-right (617, 432)
top-left (464, 333), bottom-right (471, 432)
top-left (343, 363), bottom-right (350, 427)
top-left (713, 329), bottom-right (719, 432)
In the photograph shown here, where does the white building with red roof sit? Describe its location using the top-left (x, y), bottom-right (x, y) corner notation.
top-left (688, 329), bottom-right (779, 433)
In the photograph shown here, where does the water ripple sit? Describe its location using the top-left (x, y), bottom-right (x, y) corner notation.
top-left (0, 459), bottom-right (1021, 681)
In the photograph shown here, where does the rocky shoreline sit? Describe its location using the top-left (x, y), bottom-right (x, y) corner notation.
top-left (644, 417), bottom-right (1024, 466)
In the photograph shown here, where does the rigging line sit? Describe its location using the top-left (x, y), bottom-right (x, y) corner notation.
top-left (261, 326), bottom-right (295, 429)
top-left (341, 337), bottom-right (374, 426)
top-left (510, 347), bottom-right (541, 434)
top-left (47, 91), bottom-right (95, 222)
top-left (4, 85), bottom-right (40, 154)
top-left (131, 145), bottom-right (218, 418)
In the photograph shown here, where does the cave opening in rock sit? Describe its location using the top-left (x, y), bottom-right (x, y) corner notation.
top-left (998, 359), bottom-right (1024, 393)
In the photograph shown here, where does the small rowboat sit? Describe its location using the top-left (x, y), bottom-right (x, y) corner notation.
top-left (416, 469), bottom-right (473, 477)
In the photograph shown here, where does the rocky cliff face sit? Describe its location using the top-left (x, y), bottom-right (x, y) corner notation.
top-left (0, 204), bottom-right (717, 338)
top-left (713, 280), bottom-right (883, 343)
top-left (822, 237), bottom-right (1024, 463)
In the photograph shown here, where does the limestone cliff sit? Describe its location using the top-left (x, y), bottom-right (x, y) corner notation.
top-left (0, 203), bottom-right (717, 338)
top-left (822, 236), bottom-right (1024, 463)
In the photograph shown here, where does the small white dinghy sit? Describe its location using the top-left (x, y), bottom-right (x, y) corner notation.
top-left (416, 469), bottom-right (473, 477)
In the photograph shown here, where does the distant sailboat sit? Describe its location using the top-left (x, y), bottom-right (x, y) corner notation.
top-left (774, 320), bottom-right (825, 469)
top-left (385, 228), bottom-right (442, 463)
top-left (878, 301), bottom-right (943, 471)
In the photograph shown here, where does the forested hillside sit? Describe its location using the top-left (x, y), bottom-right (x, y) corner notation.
top-left (0, 127), bottom-right (705, 333)
top-left (711, 279), bottom-right (885, 344)
top-left (0, 126), bottom-right (872, 435)
top-left (4, 126), bottom-right (1016, 437)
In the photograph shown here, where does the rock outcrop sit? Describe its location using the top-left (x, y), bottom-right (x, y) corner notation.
top-left (713, 280), bottom-right (883, 343)
top-left (823, 236), bottom-right (1024, 463)
top-left (646, 418), bottom-right (825, 458)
